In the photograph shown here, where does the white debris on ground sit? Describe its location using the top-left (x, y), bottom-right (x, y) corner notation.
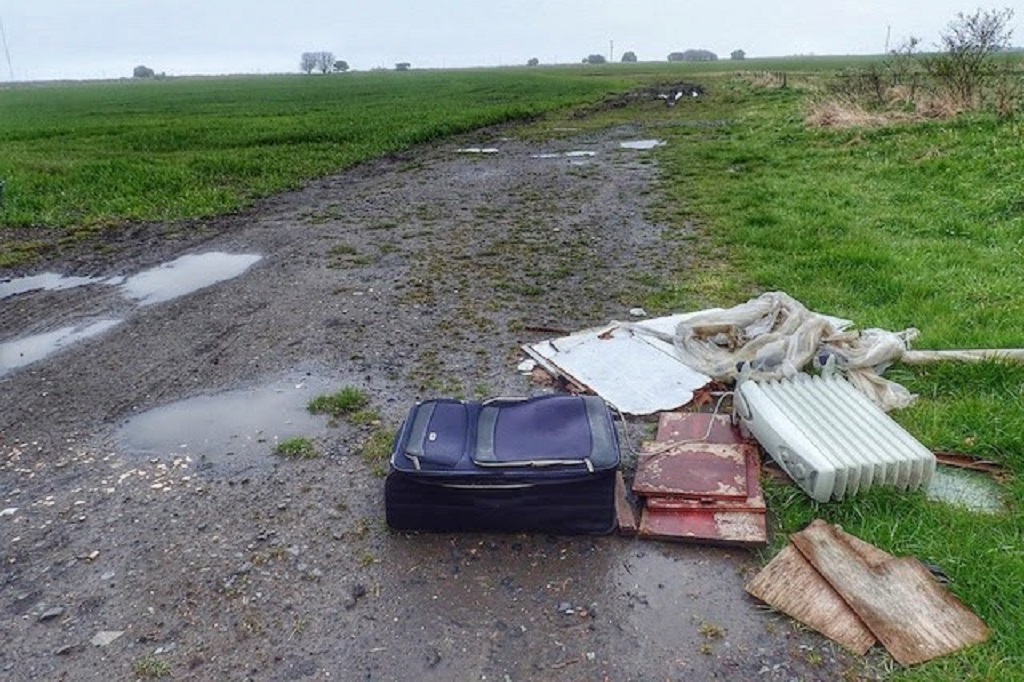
top-left (526, 291), bottom-right (931, 413)
top-left (523, 312), bottom-right (713, 415)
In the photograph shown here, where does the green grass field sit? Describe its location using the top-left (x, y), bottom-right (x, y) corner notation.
top-left (647, 73), bottom-right (1024, 681)
top-left (0, 68), bottom-right (643, 236)
top-left (2, 58), bottom-right (1023, 679)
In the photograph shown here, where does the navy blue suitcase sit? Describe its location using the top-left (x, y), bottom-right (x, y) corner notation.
top-left (385, 394), bottom-right (621, 534)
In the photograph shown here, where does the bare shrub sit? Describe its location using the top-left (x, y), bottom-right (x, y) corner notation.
top-left (922, 8), bottom-right (1015, 108)
top-left (992, 60), bottom-right (1023, 121)
top-left (812, 9), bottom-right (1017, 128)
top-left (826, 66), bottom-right (888, 108)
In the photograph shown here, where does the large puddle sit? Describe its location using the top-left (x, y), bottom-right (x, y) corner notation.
top-left (116, 376), bottom-right (338, 473)
top-left (0, 319), bottom-right (123, 377)
top-left (1, 252), bottom-right (262, 377)
top-left (927, 467), bottom-right (1004, 514)
top-left (531, 151), bottom-right (597, 159)
top-left (0, 273), bottom-right (105, 300)
top-left (620, 140), bottom-right (665, 150)
top-left (120, 252), bottom-right (262, 305)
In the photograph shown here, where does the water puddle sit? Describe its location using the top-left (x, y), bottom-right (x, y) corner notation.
top-left (531, 151), bottom-right (597, 159)
top-left (620, 139), bottom-right (665, 150)
top-left (120, 252), bottom-right (262, 306)
top-left (455, 147), bottom-right (499, 154)
top-left (927, 467), bottom-right (1004, 514)
top-left (0, 273), bottom-right (104, 300)
top-left (0, 319), bottom-right (122, 377)
top-left (116, 376), bottom-right (338, 473)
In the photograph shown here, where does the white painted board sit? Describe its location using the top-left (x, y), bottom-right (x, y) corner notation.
top-left (526, 324), bottom-right (711, 415)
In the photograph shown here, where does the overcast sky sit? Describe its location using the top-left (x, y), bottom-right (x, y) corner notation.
top-left (0, 1), bottom-right (1018, 81)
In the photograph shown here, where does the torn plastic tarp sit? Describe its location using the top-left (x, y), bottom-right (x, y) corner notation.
top-left (629, 292), bottom-right (919, 410)
top-left (529, 292), bottom-right (929, 413)
top-left (528, 292), bottom-right (1024, 413)
top-left (523, 313), bottom-right (713, 416)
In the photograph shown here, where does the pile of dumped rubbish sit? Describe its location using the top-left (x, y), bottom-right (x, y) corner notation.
top-left (509, 290), bottom-right (1014, 665)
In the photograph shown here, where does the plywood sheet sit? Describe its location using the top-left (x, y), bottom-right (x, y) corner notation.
top-left (614, 471), bottom-right (638, 536)
top-left (791, 521), bottom-right (990, 666)
top-left (745, 543), bottom-right (877, 655)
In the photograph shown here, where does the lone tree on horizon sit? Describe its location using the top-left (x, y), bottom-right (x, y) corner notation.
top-left (301, 52), bottom-right (316, 74)
top-left (133, 65), bottom-right (155, 78)
top-left (300, 51), bottom-right (335, 74)
top-left (621, 51), bottom-right (638, 63)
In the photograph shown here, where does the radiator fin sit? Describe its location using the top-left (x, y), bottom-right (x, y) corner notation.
top-left (736, 374), bottom-right (935, 502)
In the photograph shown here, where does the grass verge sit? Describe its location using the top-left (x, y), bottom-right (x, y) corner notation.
top-left (654, 73), bottom-right (1023, 680)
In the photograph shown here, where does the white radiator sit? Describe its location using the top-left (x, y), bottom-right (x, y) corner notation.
top-left (734, 374), bottom-right (935, 502)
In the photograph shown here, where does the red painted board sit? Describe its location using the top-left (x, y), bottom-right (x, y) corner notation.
top-left (639, 506), bottom-right (768, 547)
top-left (633, 441), bottom-right (761, 501)
top-left (656, 412), bottom-right (746, 445)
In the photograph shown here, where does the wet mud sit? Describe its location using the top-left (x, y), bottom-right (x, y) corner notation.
top-left (0, 119), bottom-right (879, 680)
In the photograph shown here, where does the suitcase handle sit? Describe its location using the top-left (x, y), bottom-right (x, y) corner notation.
top-left (472, 457), bottom-right (595, 473)
top-left (480, 396), bottom-right (529, 405)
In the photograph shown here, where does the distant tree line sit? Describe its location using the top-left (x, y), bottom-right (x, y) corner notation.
top-left (581, 51), bottom-right (639, 64)
top-left (301, 51), bottom-right (348, 74)
top-left (668, 49), bottom-right (718, 62)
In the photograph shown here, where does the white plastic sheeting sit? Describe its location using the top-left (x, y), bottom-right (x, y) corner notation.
top-left (527, 291), bottom-right (1024, 413)
top-left (523, 314), bottom-right (712, 416)
top-left (655, 292), bottom-right (918, 410)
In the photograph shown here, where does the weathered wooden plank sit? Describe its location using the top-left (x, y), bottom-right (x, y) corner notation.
top-left (745, 543), bottom-right (877, 655)
top-left (791, 521), bottom-right (990, 666)
top-left (614, 471), bottom-right (638, 536)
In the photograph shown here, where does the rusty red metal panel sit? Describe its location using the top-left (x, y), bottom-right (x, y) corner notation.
top-left (656, 412), bottom-right (746, 445)
top-left (639, 507), bottom-right (768, 547)
top-left (633, 410), bottom-right (768, 546)
top-left (633, 442), bottom-right (751, 500)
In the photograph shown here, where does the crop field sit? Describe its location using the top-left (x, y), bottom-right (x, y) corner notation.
top-left (2, 56), bottom-right (1023, 679)
top-left (0, 68), bottom-right (643, 235)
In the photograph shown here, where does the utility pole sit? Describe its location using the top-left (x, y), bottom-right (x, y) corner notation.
top-left (0, 15), bottom-right (14, 81)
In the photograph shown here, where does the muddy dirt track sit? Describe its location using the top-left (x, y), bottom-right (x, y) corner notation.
top-left (0, 116), bottom-right (878, 680)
